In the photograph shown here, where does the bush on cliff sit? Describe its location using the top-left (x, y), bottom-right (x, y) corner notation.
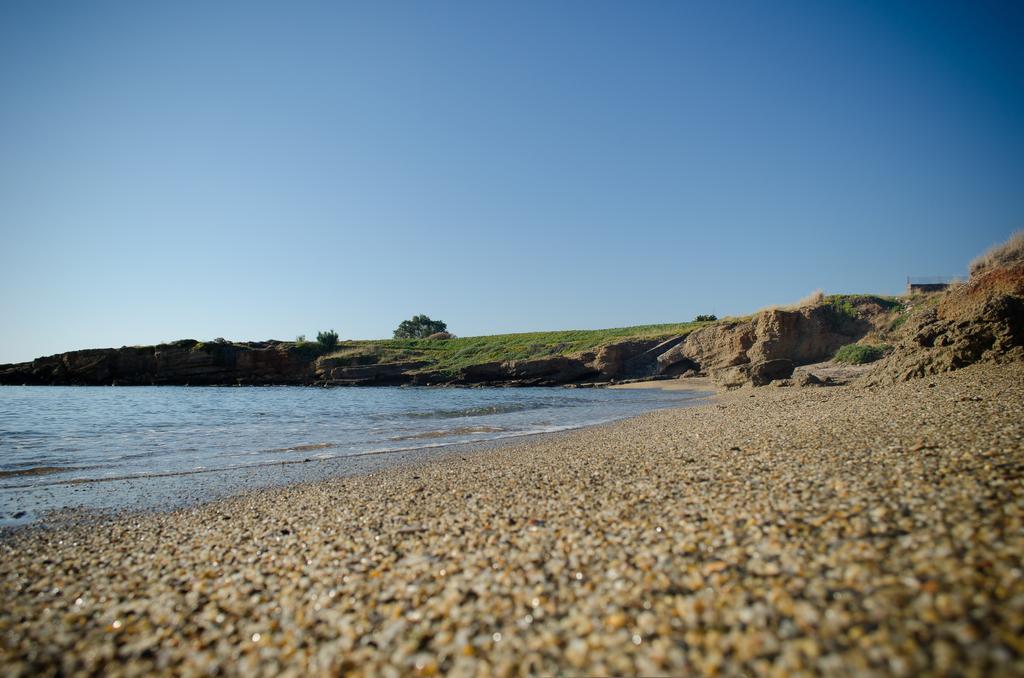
top-left (694, 314), bottom-right (717, 322)
top-left (834, 343), bottom-right (888, 364)
top-left (317, 330), bottom-right (340, 351)
top-left (394, 315), bottom-right (448, 339)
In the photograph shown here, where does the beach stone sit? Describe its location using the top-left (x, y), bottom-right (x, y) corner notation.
top-left (795, 372), bottom-right (825, 387)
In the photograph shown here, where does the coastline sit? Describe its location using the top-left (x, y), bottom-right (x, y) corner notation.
top-left (1, 362), bottom-right (1022, 674)
top-left (0, 385), bottom-right (715, 528)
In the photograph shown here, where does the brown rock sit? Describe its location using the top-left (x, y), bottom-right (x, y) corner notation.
top-left (713, 365), bottom-right (751, 388)
top-left (659, 303), bottom-right (869, 387)
top-left (795, 372), bottom-right (825, 387)
top-left (749, 359), bottom-right (795, 386)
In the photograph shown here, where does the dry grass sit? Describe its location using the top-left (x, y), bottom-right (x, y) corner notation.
top-left (969, 230), bottom-right (1024, 276)
top-left (756, 289), bottom-right (826, 315)
top-left (792, 289), bottom-right (826, 308)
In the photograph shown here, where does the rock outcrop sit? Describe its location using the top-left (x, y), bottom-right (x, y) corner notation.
top-left (0, 340), bottom-right (315, 386)
top-left (867, 261), bottom-right (1024, 384)
top-left (657, 304), bottom-right (871, 387)
top-left (448, 356), bottom-right (598, 386)
top-left (316, 361), bottom-right (432, 386)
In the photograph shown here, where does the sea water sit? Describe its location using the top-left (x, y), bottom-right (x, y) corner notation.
top-left (0, 385), bottom-right (710, 525)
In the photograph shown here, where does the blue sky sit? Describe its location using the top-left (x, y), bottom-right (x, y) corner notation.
top-left (1, 1), bottom-right (1022, 363)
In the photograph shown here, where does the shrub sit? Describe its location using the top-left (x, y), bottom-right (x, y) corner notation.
top-left (827, 297), bottom-right (858, 320)
top-left (833, 343), bottom-right (888, 364)
top-left (427, 331), bottom-right (454, 340)
top-left (317, 330), bottom-right (340, 351)
top-left (694, 314), bottom-right (717, 322)
top-left (394, 315), bottom-right (448, 339)
top-left (295, 334), bottom-right (307, 344)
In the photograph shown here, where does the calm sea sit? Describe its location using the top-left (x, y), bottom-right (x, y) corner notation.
top-left (0, 385), bottom-right (709, 526)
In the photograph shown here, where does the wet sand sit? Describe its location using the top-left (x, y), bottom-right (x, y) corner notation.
top-left (1, 362), bottom-right (1022, 675)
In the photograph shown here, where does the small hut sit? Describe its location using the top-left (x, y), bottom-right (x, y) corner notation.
top-left (906, 276), bottom-right (955, 294)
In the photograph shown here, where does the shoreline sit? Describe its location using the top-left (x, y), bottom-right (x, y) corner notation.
top-left (0, 385), bottom-right (715, 529)
top-left (0, 426), bottom-right (609, 531)
top-left (609, 375), bottom-right (720, 392)
top-left (2, 362), bottom-right (1022, 673)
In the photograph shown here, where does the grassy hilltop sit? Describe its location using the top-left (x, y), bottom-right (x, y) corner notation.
top-left (311, 293), bottom-right (909, 378)
top-left (315, 321), bottom-right (708, 376)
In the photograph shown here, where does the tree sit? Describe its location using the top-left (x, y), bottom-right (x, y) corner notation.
top-left (316, 329), bottom-right (339, 350)
top-left (694, 314), bottom-right (718, 322)
top-left (393, 315), bottom-right (447, 339)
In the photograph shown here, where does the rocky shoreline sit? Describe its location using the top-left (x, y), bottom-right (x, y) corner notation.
top-left (1, 361), bottom-right (1021, 674)
top-left (0, 297), bottom-right (883, 388)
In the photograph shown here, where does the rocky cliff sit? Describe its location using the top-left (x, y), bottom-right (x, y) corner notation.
top-left (654, 299), bottom-right (885, 386)
top-left (0, 299), bottom-right (892, 388)
top-left (0, 340), bottom-right (316, 386)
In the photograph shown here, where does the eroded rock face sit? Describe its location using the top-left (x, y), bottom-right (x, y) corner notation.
top-left (591, 341), bottom-right (654, 379)
top-left (316, 361), bottom-right (431, 386)
top-left (749, 307), bottom-right (863, 364)
top-left (656, 305), bottom-right (868, 387)
top-left (0, 341), bottom-right (315, 386)
top-left (505, 357), bottom-right (596, 382)
top-left (713, 365), bottom-right (751, 389)
top-left (452, 356), bottom-right (598, 386)
top-left (749, 359), bottom-right (796, 386)
top-left (657, 321), bottom-right (754, 374)
top-left (868, 276), bottom-right (1024, 384)
top-left (590, 336), bottom-right (690, 379)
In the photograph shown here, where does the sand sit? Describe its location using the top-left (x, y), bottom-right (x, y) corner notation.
top-left (1, 362), bottom-right (1022, 675)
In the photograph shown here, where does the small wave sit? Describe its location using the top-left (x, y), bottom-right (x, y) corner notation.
top-left (0, 425), bottom-right (577, 488)
top-left (0, 391), bottom-right (712, 496)
top-left (383, 402), bottom-right (554, 420)
top-left (388, 426), bottom-right (505, 441)
top-left (0, 466), bottom-right (80, 479)
top-left (266, 442), bottom-right (337, 453)
top-left (221, 442), bottom-right (339, 459)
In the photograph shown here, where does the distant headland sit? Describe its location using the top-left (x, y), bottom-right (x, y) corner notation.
top-left (3, 233), bottom-right (1022, 389)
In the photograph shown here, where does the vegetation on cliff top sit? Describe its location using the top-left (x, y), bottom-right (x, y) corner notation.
top-left (316, 330), bottom-right (340, 351)
top-left (969, 229), bottom-right (1024, 276)
top-left (321, 321), bottom-right (709, 375)
top-left (316, 294), bottom-right (905, 376)
top-left (393, 315), bottom-right (448, 339)
top-left (103, 293), bottom-right (907, 378)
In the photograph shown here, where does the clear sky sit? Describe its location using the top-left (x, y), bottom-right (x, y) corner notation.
top-left (1, 1), bottom-right (1022, 363)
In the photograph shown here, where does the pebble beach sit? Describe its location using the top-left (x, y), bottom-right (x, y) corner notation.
top-left (2, 362), bottom-right (1023, 676)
